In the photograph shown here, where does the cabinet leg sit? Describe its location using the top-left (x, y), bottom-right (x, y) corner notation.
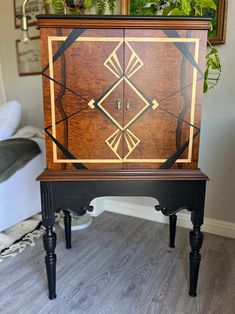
top-left (63, 209), bottom-right (72, 249)
top-left (189, 225), bottom-right (203, 297)
top-left (43, 226), bottom-right (57, 300)
top-left (40, 182), bottom-right (57, 300)
top-left (169, 214), bottom-right (177, 248)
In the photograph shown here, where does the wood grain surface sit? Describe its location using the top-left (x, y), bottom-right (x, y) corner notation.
top-left (39, 19), bottom-right (208, 170)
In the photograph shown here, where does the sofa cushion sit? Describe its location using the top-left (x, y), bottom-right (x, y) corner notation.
top-left (0, 100), bottom-right (21, 140)
top-left (0, 138), bottom-right (41, 183)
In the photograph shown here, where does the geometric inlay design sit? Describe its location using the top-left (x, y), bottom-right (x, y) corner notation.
top-left (47, 35), bottom-right (200, 164)
top-left (103, 41), bottom-right (145, 158)
top-left (106, 128), bottom-right (140, 160)
top-left (125, 41), bottom-right (143, 78)
top-left (104, 41), bottom-right (123, 78)
top-left (104, 41), bottom-right (144, 79)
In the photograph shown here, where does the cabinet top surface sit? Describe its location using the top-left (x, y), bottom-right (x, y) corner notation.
top-left (37, 169), bottom-right (209, 182)
top-left (37, 15), bottom-right (210, 21)
top-left (37, 15), bottom-right (210, 29)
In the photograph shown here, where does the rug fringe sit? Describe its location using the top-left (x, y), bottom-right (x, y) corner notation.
top-left (0, 226), bottom-right (45, 262)
top-left (0, 214), bottom-right (60, 263)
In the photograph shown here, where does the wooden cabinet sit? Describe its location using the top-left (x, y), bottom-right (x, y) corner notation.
top-left (39, 16), bottom-right (209, 171)
top-left (37, 16), bottom-right (210, 300)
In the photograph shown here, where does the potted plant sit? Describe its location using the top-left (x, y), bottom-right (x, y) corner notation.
top-left (44, 0), bottom-right (118, 15)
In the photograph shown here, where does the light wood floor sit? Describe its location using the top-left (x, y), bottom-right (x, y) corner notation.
top-left (0, 212), bottom-right (234, 314)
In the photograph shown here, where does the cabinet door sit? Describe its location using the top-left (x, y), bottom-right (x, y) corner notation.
top-left (122, 29), bottom-right (207, 169)
top-left (41, 28), bottom-right (125, 170)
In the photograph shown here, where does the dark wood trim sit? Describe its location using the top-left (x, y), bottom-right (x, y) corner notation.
top-left (37, 169), bottom-right (209, 182)
top-left (36, 16), bottom-right (210, 30)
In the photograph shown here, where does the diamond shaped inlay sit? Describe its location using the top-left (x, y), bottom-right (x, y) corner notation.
top-left (102, 41), bottom-right (150, 158)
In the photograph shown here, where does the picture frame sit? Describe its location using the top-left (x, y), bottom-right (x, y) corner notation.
top-left (207, 0), bottom-right (227, 44)
top-left (16, 36), bottom-right (41, 76)
top-left (121, 0), bottom-right (228, 45)
top-left (14, 0), bottom-right (45, 29)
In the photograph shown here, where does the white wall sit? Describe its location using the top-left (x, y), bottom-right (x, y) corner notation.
top-left (0, 1), bottom-right (234, 224)
top-left (199, 0), bottom-right (235, 223)
top-left (0, 59), bottom-right (6, 104)
top-left (0, 0), bottom-right (43, 127)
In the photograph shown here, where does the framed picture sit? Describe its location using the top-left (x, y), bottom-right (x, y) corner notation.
top-left (122, 0), bottom-right (227, 45)
top-left (14, 0), bottom-right (45, 29)
top-left (16, 36), bottom-right (41, 76)
top-left (207, 0), bottom-right (227, 44)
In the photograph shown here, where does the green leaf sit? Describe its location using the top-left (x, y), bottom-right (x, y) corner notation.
top-left (83, 0), bottom-right (95, 9)
top-left (107, 0), bottom-right (116, 14)
top-left (97, 0), bottom-right (106, 15)
top-left (181, 0), bottom-right (192, 15)
top-left (201, 0), bottom-right (217, 10)
top-left (162, 6), bottom-right (173, 15)
top-left (168, 8), bottom-right (183, 16)
top-left (52, 0), bottom-right (65, 14)
top-left (204, 80), bottom-right (208, 93)
top-left (204, 43), bottom-right (221, 93)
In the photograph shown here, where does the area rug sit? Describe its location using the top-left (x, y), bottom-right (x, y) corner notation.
top-left (0, 212), bottom-right (91, 263)
top-left (0, 214), bottom-right (43, 263)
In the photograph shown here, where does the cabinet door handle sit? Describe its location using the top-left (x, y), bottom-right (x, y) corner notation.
top-left (126, 99), bottom-right (130, 111)
top-left (116, 99), bottom-right (121, 110)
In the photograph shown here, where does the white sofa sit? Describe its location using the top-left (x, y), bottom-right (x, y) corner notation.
top-left (0, 137), bottom-right (45, 231)
top-left (0, 101), bottom-right (45, 231)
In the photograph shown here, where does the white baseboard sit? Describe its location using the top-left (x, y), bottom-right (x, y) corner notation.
top-left (89, 197), bottom-right (107, 217)
top-left (91, 198), bottom-right (235, 239)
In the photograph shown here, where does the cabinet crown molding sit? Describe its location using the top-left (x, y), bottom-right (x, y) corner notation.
top-left (37, 15), bottom-right (211, 30)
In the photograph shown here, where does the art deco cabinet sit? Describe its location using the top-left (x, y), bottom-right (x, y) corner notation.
top-left (37, 15), bottom-right (210, 300)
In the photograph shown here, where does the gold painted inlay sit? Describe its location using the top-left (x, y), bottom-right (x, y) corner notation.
top-left (152, 99), bottom-right (160, 110)
top-left (88, 99), bottom-right (95, 109)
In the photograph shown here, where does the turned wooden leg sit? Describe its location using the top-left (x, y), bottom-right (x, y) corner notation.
top-left (40, 182), bottom-right (57, 300)
top-left (189, 224), bottom-right (203, 297)
top-left (63, 209), bottom-right (72, 249)
top-left (43, 226), bottom-right (57, 300)
top-left (169, 214), bottom-right (177, 248)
